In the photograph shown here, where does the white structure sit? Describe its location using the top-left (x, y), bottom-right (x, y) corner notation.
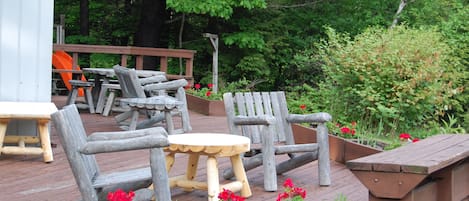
top-left (0, 1), bottom-right (54, 134)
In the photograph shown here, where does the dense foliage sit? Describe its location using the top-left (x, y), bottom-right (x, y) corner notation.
top-left (54, 0), bottom-right (468, 140)
top-left (302, 25), bottom-right (464, 136)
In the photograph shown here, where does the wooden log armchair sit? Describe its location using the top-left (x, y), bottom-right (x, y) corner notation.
top-left (51, 104), bottom-right (171, 201)
top-left (223, 91), bottom-right (332, 191)
top-left (113, 65), bottom-right (191, 132)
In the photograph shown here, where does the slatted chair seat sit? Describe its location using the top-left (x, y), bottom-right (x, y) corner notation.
top-left (223, 91), bottom-right (332, 191)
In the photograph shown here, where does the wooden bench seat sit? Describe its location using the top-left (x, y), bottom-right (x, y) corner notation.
top-left (346, 134), bottom-right (469, 201)
top-left (0, 102), bottom-right (58, 162)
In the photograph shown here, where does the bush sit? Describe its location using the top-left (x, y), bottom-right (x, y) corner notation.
top-left (310, 25), bottom-right (465, 135)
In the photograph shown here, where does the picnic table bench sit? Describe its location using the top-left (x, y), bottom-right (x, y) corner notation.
top-left (347, 134), bottom-right (469, 201)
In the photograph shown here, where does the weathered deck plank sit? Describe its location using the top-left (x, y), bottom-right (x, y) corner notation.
top-left (0, 96), bottom-right (368, 201)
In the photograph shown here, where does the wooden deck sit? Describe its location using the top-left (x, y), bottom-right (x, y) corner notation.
top-left (0, 96), bottom-right (368, 201)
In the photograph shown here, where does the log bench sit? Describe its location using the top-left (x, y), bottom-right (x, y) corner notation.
top-left (0, 102), bottom-right (58, 162)
top-left (346, 134), bottom-right (469, 201)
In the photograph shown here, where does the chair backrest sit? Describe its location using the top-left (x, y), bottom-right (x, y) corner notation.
top-left (51, 104), bottom-right (100, 201)
top-left (223, 91), bottom-right (296, 145)
top-left (113, 65), bottom-right (147, 98)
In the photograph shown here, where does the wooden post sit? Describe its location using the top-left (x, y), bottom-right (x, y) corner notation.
top-left (203, 33), bottom-right (219, 93)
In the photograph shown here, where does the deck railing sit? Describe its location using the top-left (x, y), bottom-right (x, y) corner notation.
top-left (52, 44), bottom-right (196, 83)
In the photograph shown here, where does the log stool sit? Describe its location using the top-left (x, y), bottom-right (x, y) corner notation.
top-left (95, 83), bottom-right (122, 116)
top-left (0, 102), bottom-right (57, 162)
top-left (165, 133), bottom-right (252, 201)
top-left (67, 80), bottom-right (95, 113)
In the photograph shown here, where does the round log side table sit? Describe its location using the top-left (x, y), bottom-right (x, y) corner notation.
top-left (165, 133), bottom-right (252, 201)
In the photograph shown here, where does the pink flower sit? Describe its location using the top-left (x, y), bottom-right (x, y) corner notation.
top-left (351, 121), bottom-right (357, 127)
top-left (194, 83), bottom-right (201, 90)
top-left (218, 189), bottom-right (245, 201)
top-left (207, 83), bottom-right (214, 88)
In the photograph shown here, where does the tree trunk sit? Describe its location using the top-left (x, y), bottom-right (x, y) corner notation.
top-left (80, 0), bottom-right (90, 68)
top-left (134, 0), bottom-right (167, 70)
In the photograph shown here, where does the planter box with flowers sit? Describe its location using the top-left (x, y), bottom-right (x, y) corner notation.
top-left (185, 83), bottom-right (225, 116)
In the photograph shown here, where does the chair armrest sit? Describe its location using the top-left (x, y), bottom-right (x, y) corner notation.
top-left (286, 112), bottom-right (332, 124)
top-left (138, 75), bottom-right (167, 86)
top-left (80, 134), bottom-right (169, 154)
top-left (143, 79), bottom-right (188, 92)
top-left (233, 115), bottom-right (276, 126)
top-left (87, 127), bottom-right (168, 141)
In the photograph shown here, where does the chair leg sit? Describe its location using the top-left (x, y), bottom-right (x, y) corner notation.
top-left (95, 84), bottom-right (108, 114)
top-left (66, 87), bottom-right (78, 105)
top-left (102, 89), bottom-right (116, 116)
top-left (150, 148), bottom-right (171, 201)
top-left (84, 87), bottom-right (95, 114)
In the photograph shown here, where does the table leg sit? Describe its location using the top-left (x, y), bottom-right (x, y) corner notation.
top-left (231, 155), bottom-right (252, 197)
top-left (165, 152), bottom-right (176, 172)
top-left (183, 153), bottom-right (200, 192)
top-left (207, 156), bottom-right (220, 201)
top-left (38, 120), bottom-right (53, 162)
top-left (0, 119), bottom-right (9, 156)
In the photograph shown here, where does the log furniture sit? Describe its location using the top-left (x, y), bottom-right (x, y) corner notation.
top-left (120, 97), bottom-right (183, 133)
top-left (347, 134), bottom-right (469, 201)
top-left (51, 104), bottom-right (172, 201)
top-left (67, 80), bottom-right (95, 113)
top-left (165, 133), bottom-right (252, 201)
top-left (223, 91), bottom-right (332, 191)
top-left (0, 101), bottom-right (57, 162)
top-left (113, 65), bottom-right (191, 132)
top-left (82, 68), bottom-right (165, 116)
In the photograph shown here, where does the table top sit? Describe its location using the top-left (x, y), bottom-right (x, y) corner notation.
top-left (166, 133), bottom-right (251, 156)
top-left (0, 102), bottom-right (58, 119)
top-left (83, 68), bottom-right (165, 78)
top-left (120, 96), bottom-right (182, 110)
top-left (347, 134), bottom-right (469, 174)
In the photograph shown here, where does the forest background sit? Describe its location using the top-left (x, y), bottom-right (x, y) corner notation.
top-left (54, 0), bottom-right (468, 148)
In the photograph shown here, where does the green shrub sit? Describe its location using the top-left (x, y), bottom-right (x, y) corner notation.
top-left (312, 25), bottom-right (465, 135)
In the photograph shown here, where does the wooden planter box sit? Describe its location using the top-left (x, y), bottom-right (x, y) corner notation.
top-left (292, 124), bottom-right (382, 164)
top-left (186, 94), bottom-right (226, 116)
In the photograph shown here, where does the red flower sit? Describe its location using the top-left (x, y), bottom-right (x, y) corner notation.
top-left (399, 133), bottom-right (411, 140)
top-left (107, 189), bottom-right (134, 201)
top-left (351, 129), bottom-right (356, 136)
top-left (299, 104), bottom-right (306, 110)
top-left (218, 189), bottom-right (245, 201)
top-left (283, 178), bottom-right (294, 188)
top-left (194, 83), bottom-right (201, 90)
top-left (207, 83), bottom-right (214, 88)
top-left (184, 83), bottom-right (191, 90)
top-left (340, 126), bottom-right (352, 134)
top-left (412, 138), bottom-right (420, 142)
top-left (276, 192), bottom-right (289, 201)
top-left (206, 91), bottom-right (212, 97)
top-left (335, 123), bottom-right (341, 127)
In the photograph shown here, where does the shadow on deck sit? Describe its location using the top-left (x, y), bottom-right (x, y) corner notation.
top-left (0, 96), bottom-right (368, 201)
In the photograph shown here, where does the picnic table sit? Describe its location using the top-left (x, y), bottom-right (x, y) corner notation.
top-left (347, 134), bottom-right (469, 201)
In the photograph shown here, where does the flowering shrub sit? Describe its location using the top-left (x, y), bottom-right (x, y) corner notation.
top-left (107, 189), bottom-right (134, 201)
top-left (276, 178), bottom-right (307, 201)
top-left (399, 133), bottom-right (420, 143)
top-left (185, 83), bottom-right (223, 100)
top-left (218, 178), bottom-right (306, 201)
top-left (333, 122), bottom-right (357, 139)
top-left (218, 188), bottom-right (246, 201)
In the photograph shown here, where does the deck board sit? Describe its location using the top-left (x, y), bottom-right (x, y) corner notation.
top-left (0, 96), bottom-right (368, 201)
